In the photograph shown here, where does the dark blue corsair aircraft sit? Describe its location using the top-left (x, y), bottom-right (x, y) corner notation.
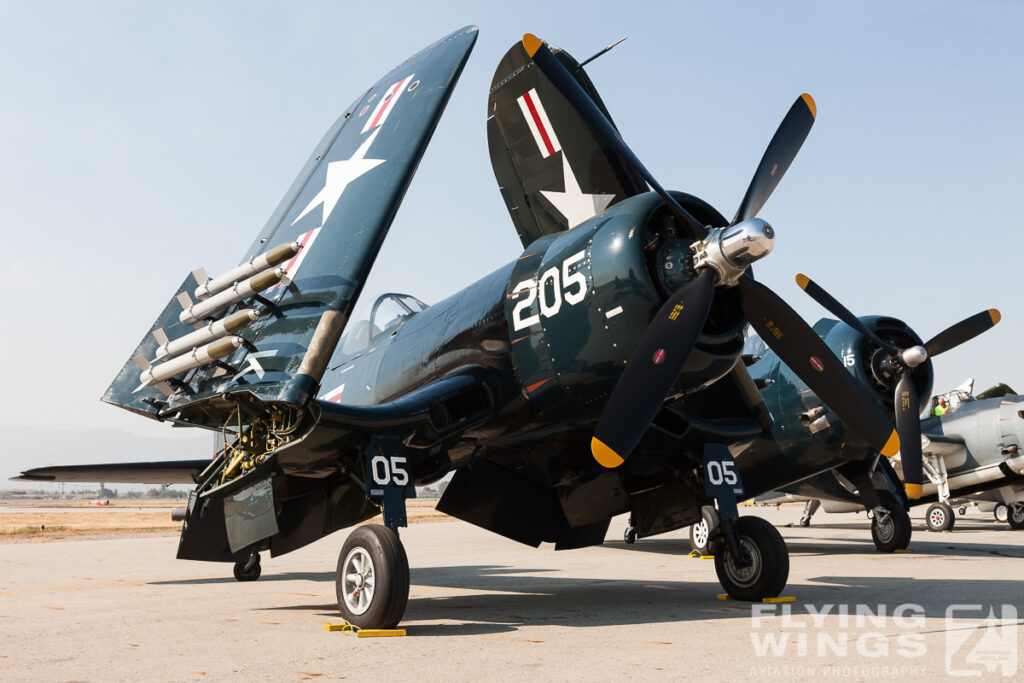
top-left (19, 26), bottom-right (967, 630)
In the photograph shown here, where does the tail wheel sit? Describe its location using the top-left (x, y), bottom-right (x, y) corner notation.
top-left (714, 516), bottom-right (789, 601)
top-left (1009, 504), bottom-right (1024, 530)
top-left (336, 524), bottom-right (409, 629)
top-left (623, 526), bottom-right (637, 544)
top-left (871, 491), bottom-right (912, 552)
top-left (689, 505), bottom-right (720, 555)
top-left (926, 502), bottom-right (955, 532)
top-left (233, 553), bottom-right (261, 582)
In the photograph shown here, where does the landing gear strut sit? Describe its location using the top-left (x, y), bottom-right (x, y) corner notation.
top-left (233, 552), bottom-right (261, 582)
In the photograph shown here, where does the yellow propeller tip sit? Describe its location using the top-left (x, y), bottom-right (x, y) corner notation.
top-left (522, 33), bottom-right (543, 57)
top-left (591, 437), bottom-right (624, 469)
top-left (800, 93), bottom-right (817, 119)
top-left (795, 273), bottom-right (810, 290)
top-left (905, 483), bottom-right (923, 499)
top-left (880, 430), bottom-right (900, 458)
top-left (989, 308), bottom-right (1001, 325)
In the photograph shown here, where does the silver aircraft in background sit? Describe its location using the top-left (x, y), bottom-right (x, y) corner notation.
top-left (757, 381), bottom-right (1024, 539)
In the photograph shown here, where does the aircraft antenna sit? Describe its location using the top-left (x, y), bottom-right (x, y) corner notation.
top-left (578, 37), bottom-right (627, 69)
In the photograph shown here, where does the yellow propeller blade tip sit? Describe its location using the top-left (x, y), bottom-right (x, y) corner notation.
top-left (795, 273), bottom-right (810, 290)
top-left (881, 430), bottom-right (900, 458)
top-left (522, 33), bottom-right (543, 57)
top-left (591, 437), bottom-right (624, 469)
top-left (800, 93), bottom-right (817, 119)
top-left (989, 308), bottom-right (1001, 325)
top-left (905, 483), bottom-right (923, 499)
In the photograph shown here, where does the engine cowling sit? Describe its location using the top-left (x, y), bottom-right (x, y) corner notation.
top-left (504, 191), bottom-right (747, 421)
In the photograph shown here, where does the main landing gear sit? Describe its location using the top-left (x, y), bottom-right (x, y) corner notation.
top-left (335, 435), bottom-right (415, 629)
top-left (926, 502), bottom-right (956, 532)
top-left (1009, 503), bottom-right (1024, 530)
top-left (994, 503), bottom-right (1009, 523)
top-left (688, 505), bottom-right (720, 555)
top-left (702, 445), bottom-right (789, 601)
top-left (870, 491), bottom-right (912, 552)
top-left (714, 516), bottom-right (789, 600)
top-left (336, 525), bottom-right (410, 629)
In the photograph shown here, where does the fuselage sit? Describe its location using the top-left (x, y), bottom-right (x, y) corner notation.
top-left (313, 191), bottom-right (747, 483)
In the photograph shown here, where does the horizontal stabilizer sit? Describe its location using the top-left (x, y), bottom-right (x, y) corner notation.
top-left (12, 460), bottom-right (210, 484)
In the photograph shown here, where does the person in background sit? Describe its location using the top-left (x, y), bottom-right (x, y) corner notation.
top-left (934, 396), bottom-right (949, 416)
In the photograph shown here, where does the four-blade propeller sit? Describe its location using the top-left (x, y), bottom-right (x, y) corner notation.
top-left (521, 34), bottom-right (900, 468)
top-left (796, 273), bottom-right (1000, 498)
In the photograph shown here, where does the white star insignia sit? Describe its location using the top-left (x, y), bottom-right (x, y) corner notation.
top-left (540, 153), bottom-right (615, 229)
top-left (293, 129), bottom-right (385, 226)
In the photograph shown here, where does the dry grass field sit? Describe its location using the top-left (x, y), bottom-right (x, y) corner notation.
top-left (0, 499), bottom-right (449, 541)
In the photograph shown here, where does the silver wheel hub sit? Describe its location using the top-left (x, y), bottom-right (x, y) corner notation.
top-left (693, 519), bottom-right (710, 548)
top-left (930, 508), bottom-right (946, 526)
top-left (342, 547), bottom-right (376, 616)
top-left (875, 513), bottom-right (895, 543)
top-left (723, 537), bottom-right (763, 587)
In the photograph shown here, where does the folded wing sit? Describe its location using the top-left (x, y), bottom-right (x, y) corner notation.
top-left (104, 26), bottom-right (479, 426)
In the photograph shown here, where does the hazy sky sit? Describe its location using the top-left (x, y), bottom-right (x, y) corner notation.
top-left (1, 1), bottom-right (1021, 473)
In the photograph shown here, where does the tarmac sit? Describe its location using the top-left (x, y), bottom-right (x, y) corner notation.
top-left (2, 506), bottom-right (1022, 681)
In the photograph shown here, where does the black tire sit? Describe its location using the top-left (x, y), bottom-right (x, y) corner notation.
top-left (689, 506), bottom-right (720, 555)
top-left (233, 554), bottom-right (261, 582)
top-left (994, 503), bottom-right (1009, 523)
top-left (624, 526), bottom-right (637, 544)
top-left (336, 524), bottom-right (409, 629)
top-left (926, 502), bottom-right (955, 532)
top-left (958, 506), bottom-right (967, 516)
top-left (1009, 504), bottom-right (1024, 530)
top-left (871, 492), bottom-right (912, 552)
top-left (714, 516), bottom-right (789, 601)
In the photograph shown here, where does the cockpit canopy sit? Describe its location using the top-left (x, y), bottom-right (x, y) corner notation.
top-left (338, 293), bottom-right (428, 356)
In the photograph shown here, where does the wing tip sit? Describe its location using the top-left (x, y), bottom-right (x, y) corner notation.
top-left (522, 33), bottom-right (543, 57)
top-left (800, 93), bottom-right (817, 119)
top-left (591, 437), bottom-right (624, 469)
top-left (881, 429), bottom-right (900, 458)
top-left (795, 273), bottom-right (810, 290)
